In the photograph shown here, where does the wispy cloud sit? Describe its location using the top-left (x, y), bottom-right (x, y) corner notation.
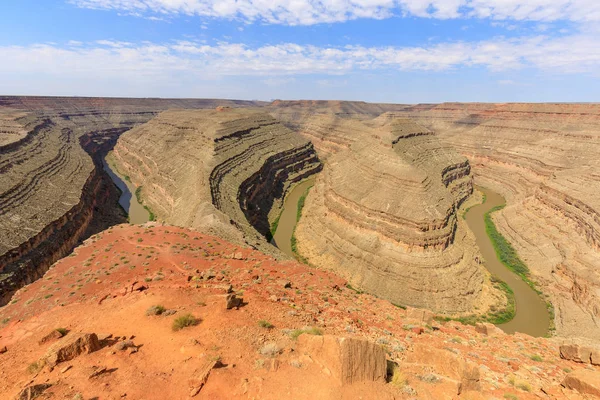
top-left (0, 34), bottom-right (598, 84)
top-left (70, 0), bottom-right (600, 25)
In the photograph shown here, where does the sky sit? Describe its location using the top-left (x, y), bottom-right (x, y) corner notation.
top-left (0, 0), bottom-right (599, 102)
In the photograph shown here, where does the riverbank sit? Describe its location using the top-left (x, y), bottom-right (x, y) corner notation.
top-left (270, 178), bottom-right (315, 259)
top-left (465, 186), bottom-right (551, 337)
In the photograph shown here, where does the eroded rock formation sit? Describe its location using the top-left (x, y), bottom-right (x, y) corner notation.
top-left (394, 103), bottom-right (600, 339)
top-left (0, 97), bottom-right (264, 304)
top-left (293, 114), bottom-right (493, 313)
top-left (111, 108), bottom-right (321, 255)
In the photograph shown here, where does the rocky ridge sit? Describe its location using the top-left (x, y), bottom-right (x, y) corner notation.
top-left (111, 108), bottom-right (322, 256)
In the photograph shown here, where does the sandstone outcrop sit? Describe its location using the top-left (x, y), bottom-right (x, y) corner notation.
top-left (44, 333), bottom-right (101, 368)
top-left (562, 369), bottom-right (600, 397)
top-left (293, 115), bottom-right (493, 313)
top-left (296, 334), bottom-right (387, 385)
top-left (393, 103), bottom-right (600, 340)
top-left (111, 109), bottom-right (321, 256)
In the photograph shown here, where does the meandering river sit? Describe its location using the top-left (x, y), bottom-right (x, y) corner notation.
top-left (271, 178), bottom-right (314, 258)
top-left (103, 154), bottom-right (150, 224)
top-left (465, 186), bottom-right (550, 337)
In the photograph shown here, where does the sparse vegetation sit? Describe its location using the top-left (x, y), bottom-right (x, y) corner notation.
top-left (172, 314), bottom-right (200, 331)
top-left (290, 183), bottom-right (314, 264)
top-left (27, 360), bottom-right (45, 374)
top-left (389, 364), bottom-right (408, 387)
top-left (290, 326), bottom-right (323, 340)
top-left (258, 320), bottom-right (274, 329)
top-left (529, 354), bottom-right (543, 362)
top-left (56, 327), bottom-right (68, 336)
top-left (146, 305), bottom-right (166, 316)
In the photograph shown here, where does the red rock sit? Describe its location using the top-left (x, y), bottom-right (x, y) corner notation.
top-left (38, 329), bottom-right (65, 345)
top-left (508, 360), bottom-right (520, 371)
top-left (411, 327), bottom-right (424, 335)
top-left (188, 359), bottom-right (218, 397)
top-left (475, 323), bottom-right (504, 336)
top-left (562, 369), bottom-right (600, 396)
top-left (296, 334), bottom-right (387, 385)
top-left (44, 333), bottom-right (101, 368)
top-left (560, 343), bottom-right (592, 363)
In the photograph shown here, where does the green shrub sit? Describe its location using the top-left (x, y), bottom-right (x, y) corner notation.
top-left (258, 320), bottom-right (274, 329)
top-left (146, 305), bottom-right (166, 316)
top-left (172, 314), bottom-right (200, 331)
top-left (290, 327), bottom-right (323, 340)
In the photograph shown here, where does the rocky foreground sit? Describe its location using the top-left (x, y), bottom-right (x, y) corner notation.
top-left (1, 224), bottom-right (599, 399)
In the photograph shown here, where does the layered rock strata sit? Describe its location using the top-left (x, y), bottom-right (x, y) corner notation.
top-left (294, 116), bottom-right (491, 313)
top-left (0, 97), bottom-right (264, 303)
top-left (394, 103), bottom-right (600, 339)
top-left (111, 109), bottom-right (321, 255)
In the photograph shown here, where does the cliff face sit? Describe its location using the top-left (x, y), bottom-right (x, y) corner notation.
top-left (293, 115), bottom-right (492, 314)
top-left (0, 97), bottom-right (265, 303)
top-left (112, 109), bottom-right (322, 255)
top-left (394, 103), bottom-right (600, 340)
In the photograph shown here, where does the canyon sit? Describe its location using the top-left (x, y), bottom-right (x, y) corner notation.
top-left (390, 103), bottom-right (600, 341)
top-left (1, 97), bottom-right (600, 398)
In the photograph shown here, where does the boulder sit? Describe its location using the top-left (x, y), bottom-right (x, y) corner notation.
top-left (592, 349), bottom-right (600, 366)
top-left (38, 329), bottom-right (65, 345)
top-left (560, 343), bottom-right (593, 363)
top-left (189, 359), bottom-right (218, 397)
top-left (0, 346), bottom-right (7, 354)
top-left (226, 294), bottom-right (243, 309)
top-left (406, 343), bottom-right (481, 394)
top-left (562, 369), bottom-right (600, 396)
top-left (475, 323), bottom-right (504, 336)
top-left (44, 333), bottom-right (101, 367)
top-left (296, 334), bottom-right (386, 385)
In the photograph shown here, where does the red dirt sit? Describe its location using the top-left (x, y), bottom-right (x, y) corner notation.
top-left (0, 224), bottom-right (594, 399)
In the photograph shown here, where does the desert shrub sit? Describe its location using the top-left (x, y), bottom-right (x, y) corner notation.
top-left (146, 305), bottom-right (166, 316)
top-left (258, 320), bottom-right (274, 329)
top-left (529, 354), bottom-right (543, 362)
top-left (172, 314), bottom-right (199, 331)
top-left (290, 327), bottom-right (323, 340)
top-left (55, 327), bottom-right (68, 336)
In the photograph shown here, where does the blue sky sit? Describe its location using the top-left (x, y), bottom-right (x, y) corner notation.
top-left (0, 0), bottom-right (599, 102)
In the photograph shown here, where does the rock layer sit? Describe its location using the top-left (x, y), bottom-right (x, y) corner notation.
top-left (0, 97), bottom-right (264, 303)
top-left (112, 108), bottom-right (321, 255)
top-left (394, 103), bottom-right (600, 339)
top-left (293, 115), bottom-right (491, 313)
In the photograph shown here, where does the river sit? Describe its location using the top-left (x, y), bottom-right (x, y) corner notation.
top-left (102, 154), bottom-right (150, 224)
top-left (271, 178), bottom-right (315, 258)
top-left (465, 186), bottom-right (550, 337)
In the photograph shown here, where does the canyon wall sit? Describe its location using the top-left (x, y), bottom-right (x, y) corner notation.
top-left (0, 97), bottom-right (264, 303)
top-left (394, 103), bottom-right (600, 339)
top-left (289, 111), bottom-right (497, 314)
top-left (111, 108), bottom-right (322, 256)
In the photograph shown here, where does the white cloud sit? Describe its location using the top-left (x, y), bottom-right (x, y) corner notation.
top-left (70, 0), bottom-right (600, 25)
top-left (0, 34), bottom-right (598, 92)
